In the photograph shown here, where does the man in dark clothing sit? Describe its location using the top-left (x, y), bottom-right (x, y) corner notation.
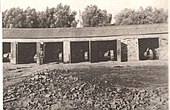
top-left (38, 48), bottom-right (44, 65)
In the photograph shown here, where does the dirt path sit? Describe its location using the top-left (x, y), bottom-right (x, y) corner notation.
top-left (3, 60), bottom-right (168, 88)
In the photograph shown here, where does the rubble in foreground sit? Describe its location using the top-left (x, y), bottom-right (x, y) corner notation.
top-left (3, 69), bottom-right (168, 110)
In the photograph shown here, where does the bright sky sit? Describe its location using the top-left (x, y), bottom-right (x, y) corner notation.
top-left (1, 0), bottom-right (168, 23)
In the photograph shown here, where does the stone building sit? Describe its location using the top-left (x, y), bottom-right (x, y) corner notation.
top-left (2, 23), bottom-right (168, 64)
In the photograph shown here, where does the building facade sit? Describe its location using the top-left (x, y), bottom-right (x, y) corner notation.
top-left (3, 23), bottom-right (168, 64)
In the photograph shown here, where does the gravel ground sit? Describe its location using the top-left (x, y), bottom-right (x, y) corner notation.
top-left (3, 61), bottom-right (168, 110)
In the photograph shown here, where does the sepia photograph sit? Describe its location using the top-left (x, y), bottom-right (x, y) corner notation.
top-left (2, 0), bottom-right (168, 110)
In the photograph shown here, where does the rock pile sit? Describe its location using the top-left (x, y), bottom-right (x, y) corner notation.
top-left (3, 69), bottom-right (168, 110)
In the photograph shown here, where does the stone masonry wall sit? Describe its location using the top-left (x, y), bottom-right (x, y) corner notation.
top-left (121, 34), bottom-right (168, 62)
top-left (121, 36), bottom-right (139, 61)
top-left (159, 34), bottom-right (168, 60)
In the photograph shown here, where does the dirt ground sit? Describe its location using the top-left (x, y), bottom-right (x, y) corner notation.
top-left (3, 60), bottom-right (168, 88)
top-left (3, 60), bottom-right (168, 110)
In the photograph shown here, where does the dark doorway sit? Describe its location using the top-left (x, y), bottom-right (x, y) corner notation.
top-left (90, 40), bottom-right (117, 63)
top-left (138, 38), bottom-right (159, 60)
top-left (3, 42), bottom-right (11, 62)
top-left (121, 42), bottom-right (128, 62)
top-left (18, 43), bottom-right (36, 64)
top-left (71, 41), bottom-right (89, 63)
top-left (44, 42), bottom-right (63, 63)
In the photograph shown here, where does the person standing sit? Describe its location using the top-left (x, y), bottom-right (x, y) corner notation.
top-left (38, 48), bottom-right (44, 65)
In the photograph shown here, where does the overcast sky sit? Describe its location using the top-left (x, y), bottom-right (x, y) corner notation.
top-left (1, 0), bottom-right (168, 23)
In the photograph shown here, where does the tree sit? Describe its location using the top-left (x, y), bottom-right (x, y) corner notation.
top-left (53, 3), bottom-right (77, 28)
top-left (2, 8), bottom-right (24, 28)
top-left (37, 11), bottom-right (47, 28)
top-left (2, 3), bottom-right (77, 28)
top-left (82, 5), bottom-right (112, 27)
top-left (44, 4), bottom-right (77, 28)
top-left (2, 7), bottom-right (39, 28)
top-left (24, 7), bottom-right (39, 28)
top-left (114, 6), bottom-right (168, 25)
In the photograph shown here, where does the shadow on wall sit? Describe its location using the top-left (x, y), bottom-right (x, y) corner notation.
top-left (121, 42), bottom-right (128, 62)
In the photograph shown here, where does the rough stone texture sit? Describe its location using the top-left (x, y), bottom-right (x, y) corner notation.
top-left (63, 41), bottom-right (71, 63)
top-left (159, 34), bottom-right (168, 60)
top-left (121, 37), bottom-right (139, 61)
top-left (120, 34), bottom-right (168, 61)
top-left (7, 33), bottom-right (168, 64)
top-left (3, 69), bottom-right (168, 110)
top-left (121, 38), bottom-right (128, 62)
top-left (3, 24), bottom-right (168, 63)
top-left (10, 42), bottom-right (18, 64)
top-left (117, 39), bottom-right (121, 62)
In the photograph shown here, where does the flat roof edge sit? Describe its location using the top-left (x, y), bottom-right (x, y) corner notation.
top-left (3, 23), bottom-right (168, 39)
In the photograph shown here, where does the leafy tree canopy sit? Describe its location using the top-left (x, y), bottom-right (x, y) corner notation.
top-left (3, 5), bottom-right (168, 28)
top-left (114, 6), bottom-right (168, 25)
top-left (2, 3), bottom-right (77, 28)
top-left (82, 5), bottom-right (112, 27)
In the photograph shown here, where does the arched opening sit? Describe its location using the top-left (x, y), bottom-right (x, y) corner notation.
top-left (90, 40), bottom-right (117, 63)
top-left (138, 38), bottom-right (159, 60)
